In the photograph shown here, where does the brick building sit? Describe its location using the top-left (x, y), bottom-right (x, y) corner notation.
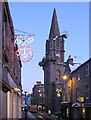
top-left (62, 58), bottom-right (91, 120)
top-left (39, 9), bottom-right (67, 113)
top-left (0, 2), bottom-right (22, 119)
top-left (31, 81), bottom-right (44, 111)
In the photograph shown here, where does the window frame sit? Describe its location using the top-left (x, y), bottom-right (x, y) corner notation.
top-left (86, 64), bottom-right (89, 77)
top-left (76, 87), bottom-right (79, 101)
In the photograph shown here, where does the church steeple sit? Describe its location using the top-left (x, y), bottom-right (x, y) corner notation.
top-left (49, 8), bottom-right (60, 39)
top-left (45, 8), bottom-right (65, 63)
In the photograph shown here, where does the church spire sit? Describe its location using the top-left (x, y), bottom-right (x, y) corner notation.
top-left (49, 8), bottom-right (60, 39)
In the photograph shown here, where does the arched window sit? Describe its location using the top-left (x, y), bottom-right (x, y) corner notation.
top-left (56, 38), bottom-right (59, 48)
top-left (56, 70), bottom-right (60, 81)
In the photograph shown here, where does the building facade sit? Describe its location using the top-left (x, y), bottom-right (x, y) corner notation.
top-left (31, 81), bottom-right (44, 111)
top-left (0, 2), bottom-right (22, 119)
top-left (62, 58), bottom-right (91, 120)
top-left (39, 9), bottom-right (67, 113)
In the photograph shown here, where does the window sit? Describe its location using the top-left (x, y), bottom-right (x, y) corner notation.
top-left (68, 81), bottom-right (71, 88)
top-left (68, 93), bottom-right (70, 102)
top-left (56, 70), bottom-right (60, 81)
top-left (50, 40), bottom-right (52, 48)
top-left (56, 38), bottom-right (59, 48)
top-left (38, 89), bottom-right (40, 92)
top-left (76, 88), bottom-right (79, 101)
top-left (77, 70), bottom-right (80, 81)
top-left (85, 85), bottom-right (89, 99)
top-left (63, 82), bottom-right (65, 89)
top-left (63, 94), bottom-right (65, 102)
top-left (53, 40), bottom-right (55, 49)
top-left (86, 64), bottom-right (89, 76)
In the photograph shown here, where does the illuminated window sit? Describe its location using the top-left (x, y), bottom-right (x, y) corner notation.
top-left (40, 94), bottom-right (42, 97)
top-left (77, 70), bottom-right (80, 81)
top-left (76, 88), bottom-right (79, 101)
top-left (38, 89), bottom-right (40, 92)
top-left (86, 64), bottom-right (89, 76)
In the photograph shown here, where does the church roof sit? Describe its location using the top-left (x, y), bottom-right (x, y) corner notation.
top-left (49, 8), bottom-right (60, 39)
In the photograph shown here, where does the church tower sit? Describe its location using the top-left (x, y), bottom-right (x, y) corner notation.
top-left (39, 8), bottom-right (67, 113)
top-left (46, 8), bottom-right (66, 63)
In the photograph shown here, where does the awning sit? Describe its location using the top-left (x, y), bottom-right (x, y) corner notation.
top-left (61, 102), bottom-right (70, 104)
top-left (72, 103), bottom-right (81, 107)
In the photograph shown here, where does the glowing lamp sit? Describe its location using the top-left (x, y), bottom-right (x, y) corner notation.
top-left (63, 75), bottom-right (67, 80)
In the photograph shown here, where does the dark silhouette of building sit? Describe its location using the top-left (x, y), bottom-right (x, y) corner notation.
top-left (39, 8), bottom-right (67, 113)
top-left (62, 58), bottom-right (91, 120)
top-left (0, 2), bottom-right (22, 119)
top-left (31, 81), bottom-right (44, 111)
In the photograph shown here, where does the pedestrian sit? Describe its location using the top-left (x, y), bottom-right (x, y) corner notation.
top-left (48, 110), bottom-right (51, 116)
top-left (58, 112), bottom-right (60, 119)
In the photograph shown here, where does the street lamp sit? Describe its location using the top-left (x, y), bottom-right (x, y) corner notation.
top-left (63, 75), bottom-right (68, 80)
top-left (63, 75), bottom-right (72, 120)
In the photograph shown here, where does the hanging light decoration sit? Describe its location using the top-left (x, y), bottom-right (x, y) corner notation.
top-left (15, 31), bottom-right (34, 63)
top-left (16, 45), bottom-right (33, 62)
top-left (15, 34), bottom-right (33, 44)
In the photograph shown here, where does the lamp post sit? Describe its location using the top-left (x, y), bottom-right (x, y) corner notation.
top-left (24, 91), bottom-right (27, 120)
top-left (63, 75), bottom-right (72, 120)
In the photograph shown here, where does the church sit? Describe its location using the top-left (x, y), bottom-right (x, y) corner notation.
top-left (39, 8), bottom-right (67, 113)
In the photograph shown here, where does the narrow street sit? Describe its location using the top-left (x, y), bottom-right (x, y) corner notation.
top-left (0, 1), bottom-right (90, 120)
top-left (22, 111), bottom-right (62, 120)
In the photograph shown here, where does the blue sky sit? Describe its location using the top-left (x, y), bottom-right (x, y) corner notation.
top-left (8, 2), bottom-right (89, 93)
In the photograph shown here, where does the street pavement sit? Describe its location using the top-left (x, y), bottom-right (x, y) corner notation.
top-left (22, 110), bottom-right (63, 120)
top-left (37, 111), bottom-right (63, 120)
top-left (22, 110), bottom-right (37, 119)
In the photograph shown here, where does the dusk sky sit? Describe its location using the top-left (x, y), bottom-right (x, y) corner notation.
top-left (8, 2), bottom-right (89, 94)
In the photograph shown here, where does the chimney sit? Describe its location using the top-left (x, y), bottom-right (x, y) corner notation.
top-left (67, 55), bottom-right (73, 65)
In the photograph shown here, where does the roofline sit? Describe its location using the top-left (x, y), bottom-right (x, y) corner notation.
top-left (5, 2), bottom-right (14, 35)
top-left (71, 58), bottom-right (91, 73)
